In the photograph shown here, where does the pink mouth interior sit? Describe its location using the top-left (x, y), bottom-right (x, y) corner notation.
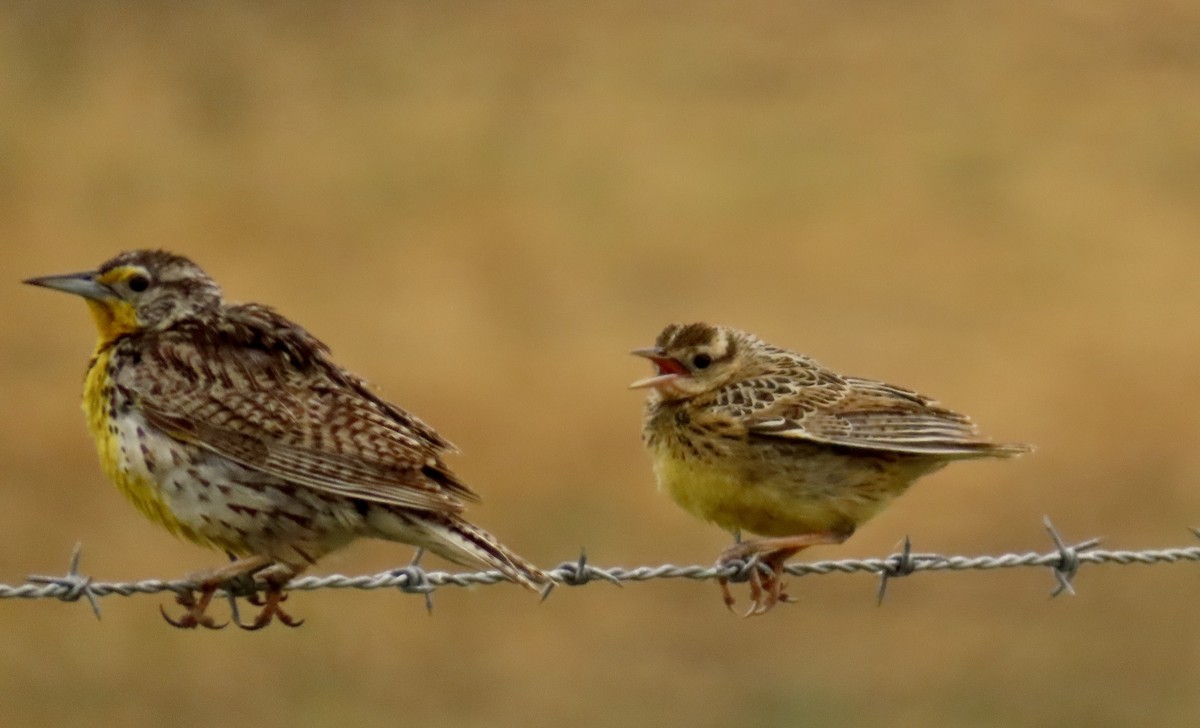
top-left (653, 357), bottom-right (689, 377)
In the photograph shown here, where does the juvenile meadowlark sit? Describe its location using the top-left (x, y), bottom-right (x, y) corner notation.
top-left (632, 322), bottom-right (1030, 616)
top-left (25, 250), bottom-right (547, 629)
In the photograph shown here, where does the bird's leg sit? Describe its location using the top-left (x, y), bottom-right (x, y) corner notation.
top-left (716, 532), bottom-right (851, 617)
top-left (160, 555), bottom-right (273, 630)
top-left (237, 564), bottom-right (305, 631)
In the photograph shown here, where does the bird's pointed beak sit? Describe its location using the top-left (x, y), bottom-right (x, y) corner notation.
top-left (630, 347), bottom-right (689, 389)
top-left (22, 270), bottom-right (112, 302)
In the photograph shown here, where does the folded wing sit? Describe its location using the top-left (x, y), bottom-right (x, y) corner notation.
top-left (723, 374), bottom-right (1029, 457)
top-left (118, 305), bottom-right (476, 514)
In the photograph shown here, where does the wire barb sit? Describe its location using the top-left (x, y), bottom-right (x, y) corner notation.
top-left (559, 549), bottom-right (594, 586)
top-left (25, 543), bottom-right (101, 619)
top-left (1042, 516), bottom-right (1100, 598)
top-left (390, 548), bottom-right (435, 615)
top-left (876, 535), bottom-right (916, 606)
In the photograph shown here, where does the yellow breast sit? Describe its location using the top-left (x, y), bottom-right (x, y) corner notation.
top-left (83, 347), bottom-right (209, 546)
top-left (651, 447), bottom-right (883, 538)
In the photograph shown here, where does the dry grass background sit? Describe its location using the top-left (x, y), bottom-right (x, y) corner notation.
top-left (2, 2), bottom-right (1199, 726)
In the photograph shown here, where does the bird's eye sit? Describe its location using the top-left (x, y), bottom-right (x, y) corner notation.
top-left (127, 274), bottom-right (150, 293)
top-left (692, 353), bottom-right (712, 370)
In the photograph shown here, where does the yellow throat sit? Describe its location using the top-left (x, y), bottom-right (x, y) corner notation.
top-left (84, 294), bottom-right (141, 342)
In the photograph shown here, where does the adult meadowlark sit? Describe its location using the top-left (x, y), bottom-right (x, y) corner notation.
top-left (632, 322), bottom-right (1030, 616)
top-left (25, 250), bottom-right (547, 629)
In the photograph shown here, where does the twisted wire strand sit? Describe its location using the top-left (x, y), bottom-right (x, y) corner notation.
top-left (5, 519), bottom-right (1199, 617)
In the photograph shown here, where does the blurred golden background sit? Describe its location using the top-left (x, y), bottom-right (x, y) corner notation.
top-left (2, 2), bottom-right (1199, 726)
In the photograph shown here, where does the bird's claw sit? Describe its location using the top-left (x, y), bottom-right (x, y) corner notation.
top-left (739, 570), bottom-right (790, 617)
top-left (237, 586), bottom-right (304, 631)
top-left (713, 532), bottom-right (848, 616)
top-left (159, 588), bottom-right (227, 630)
top-left (158, 569), bottom-right (304, 631)
top-left (716, 550), bottom-right (792, 618)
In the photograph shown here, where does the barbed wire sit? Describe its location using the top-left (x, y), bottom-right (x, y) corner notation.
top-left (3, 518), bottom-right (1199, 619)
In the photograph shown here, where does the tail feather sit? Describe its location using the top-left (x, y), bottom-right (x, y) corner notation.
top-left (368, 508), bottom-right (547, 591)
top-left (864, 439), bottom-right (1035, 459)
top-left (988, 441), bottom-right (1035, 458)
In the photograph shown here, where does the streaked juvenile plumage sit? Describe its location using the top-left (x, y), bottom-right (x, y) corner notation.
top-left (633, 322), bottom-right (1030, 615)
top-left (26, 250), bottom-right (547, 628)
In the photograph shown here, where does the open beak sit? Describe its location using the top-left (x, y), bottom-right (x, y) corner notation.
top-left (22, 270), bottom-right (112, 302)
top-left (629, 347), bottom-right (689, 389)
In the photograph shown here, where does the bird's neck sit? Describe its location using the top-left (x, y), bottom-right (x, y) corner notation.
top-left (85, 299), bottom-right (142, 346)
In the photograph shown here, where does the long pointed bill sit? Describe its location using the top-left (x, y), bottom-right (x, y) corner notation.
top-left (629, 347), bottom-right (689, 390)
top-left (22, 271), bottom-right (112, 302)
